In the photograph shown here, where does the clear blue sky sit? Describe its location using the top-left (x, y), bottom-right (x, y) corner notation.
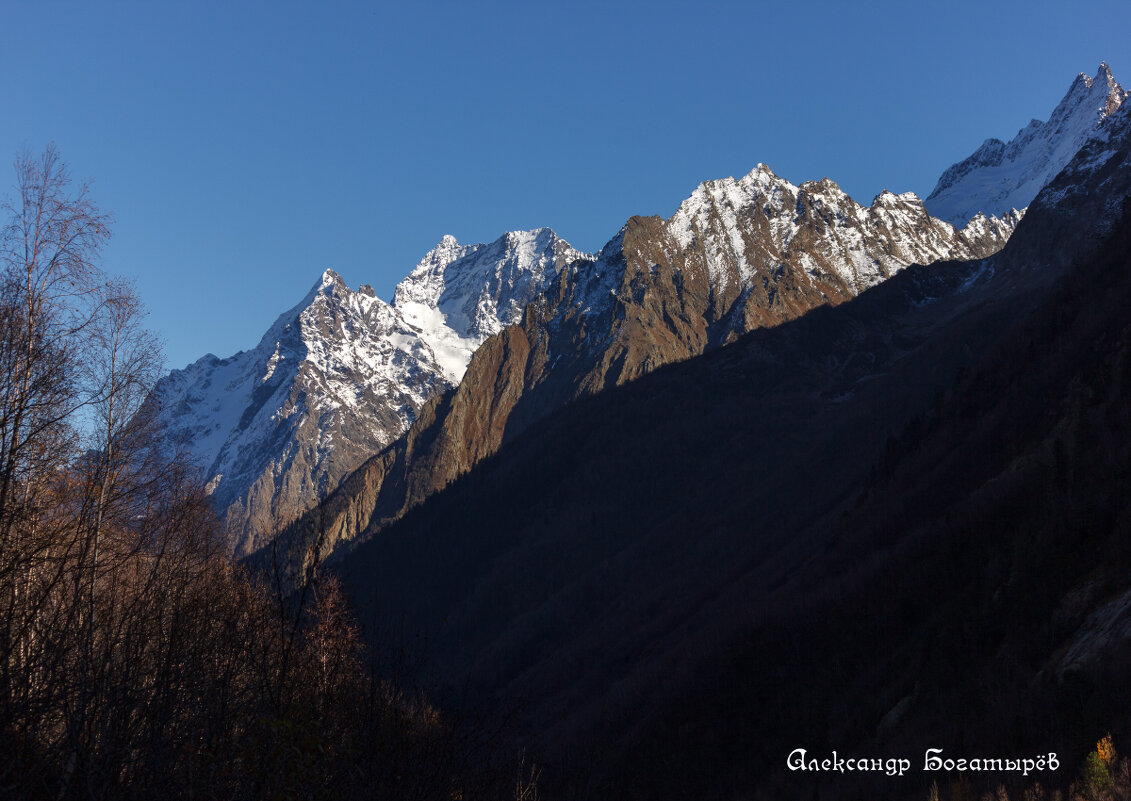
top-left (4, 0), bottom-right (1129, 370)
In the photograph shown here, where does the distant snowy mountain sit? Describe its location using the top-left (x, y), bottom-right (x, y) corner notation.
top-left (925, 62), bottom-right (1126, 226)
top-left (150, 229), bottom-right (586, 555)
top-left (394, 228), bottom-right (587, 381)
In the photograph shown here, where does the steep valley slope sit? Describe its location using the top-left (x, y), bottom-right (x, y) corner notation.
top-left (332, 99), bottom-right (1131, 800)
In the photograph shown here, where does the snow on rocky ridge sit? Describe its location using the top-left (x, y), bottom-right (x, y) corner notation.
top-left (668, 163), bottom-right (1018, 302)
top-left (394, 228), bottom-right (589, 381)
top-left (926, 63), bottom-right (1127, 227)
top-left (151, 228), bottom-right (587, 555)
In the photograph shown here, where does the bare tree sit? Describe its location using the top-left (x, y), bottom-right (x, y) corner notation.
top-left (58, 278), bottom-right (165, 797)
top-left (0, 143), bottom-right (111, 534)
top-left (0, 146), bottom-right (112, 768)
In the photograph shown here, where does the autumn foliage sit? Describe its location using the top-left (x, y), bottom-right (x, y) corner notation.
top-left (924, 737), bottom-right (1131, 801)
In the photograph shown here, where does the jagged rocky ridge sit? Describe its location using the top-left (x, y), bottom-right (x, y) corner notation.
top-left (926, 62), bottom-right (1126, 226)
top-left (284, 165), bottom-right (1017, 561)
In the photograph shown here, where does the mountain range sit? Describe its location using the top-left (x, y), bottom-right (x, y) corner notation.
top-left (331, 73), bottom-right (1131, 799)
top-left (151, 65), bottom-right (1130, 558)
top-left (142, 62), bottom-right (1131, 799)
top-left (267, 63), bottom-right (1123, 565)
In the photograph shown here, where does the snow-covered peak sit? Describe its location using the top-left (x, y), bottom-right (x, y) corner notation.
top-left (392, 227), bottom-right (591, 382)
top-left (395, 229), bottom-right (578, 312)
top-left (669, 164), bottom-right (800, 251)
top-left (926, 63), bottom-right (1127, 226)
top-left (395, 235), bottom-right (477, 307)
top-left (1097, 62), bottom-right (1124, 115)
top-left (871, 190), bottom-right (923, 208)
top-left (659, 156), bottom-right (1028, 310)
top-left (150, 263), bottom-right (454, 555)
top-left (1048, 62), bottom-right (1125, 134)
top-left (796, 177), bottom-right (858, 211)
top-left (251, 267), bottom-right (354, 357)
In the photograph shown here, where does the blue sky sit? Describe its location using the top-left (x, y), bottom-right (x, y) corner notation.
top-left (4, 0), bottom-right (1129, 370)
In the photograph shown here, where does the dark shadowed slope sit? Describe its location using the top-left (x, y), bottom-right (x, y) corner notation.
top-left (335, 107), bottom-right (1131, 800)
top-left (587, 196), bottom-right (1131, 801)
